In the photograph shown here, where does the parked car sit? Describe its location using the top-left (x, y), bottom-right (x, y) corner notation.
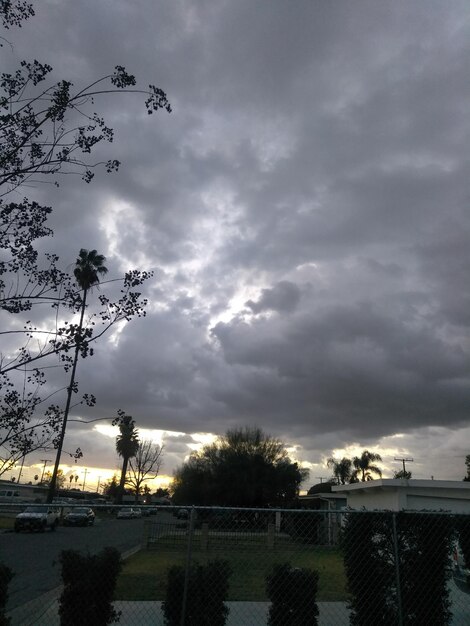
top-left (63, 507), bottom-right (95, 527)
top-left (116, 507), bottom-right (142, 519)
top-left (15, 505), bottom-right (60, 533)
top-left (176, 508), bottom-right (189, 520)
top-left (117, 507), bottom-right (134, 519)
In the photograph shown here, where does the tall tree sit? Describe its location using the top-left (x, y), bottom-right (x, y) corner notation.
top-left (463, 454), bottom-right (470, 482)
top-left (351, 450), bottom-right (383, 482)
top-left (327, 457), bottom-right (353, 485)
top-left (171, 426), bottom-right (308, 507)
top-left (0, 1), bottom-right (169, 479)
top-left (127, 439), bottom-right (164, 502)
top-left (47, 249), bottom-right (108, 502)
top-left (115, 412), bottom-right (139, 504)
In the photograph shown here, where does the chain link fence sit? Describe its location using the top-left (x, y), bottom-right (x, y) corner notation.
top-left (1, 504), bottom-right (469, 624)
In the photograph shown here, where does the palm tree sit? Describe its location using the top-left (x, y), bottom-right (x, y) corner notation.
top-left (351, 450), bottom-right (383, 482)
top-left (115, 414), bottom-right (140, 504)
top-left (327, 457), bottom-right (353, 485)
top-left (47, 249), bottom-right (108, 502)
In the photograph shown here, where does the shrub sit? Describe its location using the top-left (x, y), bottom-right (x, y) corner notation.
top-left (58, 547), bottom-right (122, 625)
top-left (342, 511), bottom-right (455, 625)
top-left (0, 563), bottom-right (13, 626)
top-left (454, 514), bottom-right (470, 586)
top-left (342, 512), bottom-right (396, 625)
top-left (162, 559), bottom-right (231, 626)
top-left (266, 563), bottom-right (319, 626)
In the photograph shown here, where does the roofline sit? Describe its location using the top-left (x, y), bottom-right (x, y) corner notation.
top-left (332, 479), bottom-right (470, 493)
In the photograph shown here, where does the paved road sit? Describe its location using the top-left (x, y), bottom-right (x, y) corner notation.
top-left (0, 514), bottom-right (157, 610)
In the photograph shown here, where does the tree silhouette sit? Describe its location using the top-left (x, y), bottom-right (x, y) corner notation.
top-left (1, 1), bottom-right (167, 486)
top-left (115, 412), bottom-right (139, 504)
top-left (127, 439), bottom-right (164, 502)
top-left (327, 457), bottom-right (353, 485)
top-left (351, 450), bottom-right (383, 482)
top-left (172, 426), bottom-right (308, 507)
top-left (47, 249), bottom-right (107, 502)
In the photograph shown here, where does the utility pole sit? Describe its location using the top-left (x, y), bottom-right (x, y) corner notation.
top-left (96, 476), bottom-right (101, 494)
top-left (394, 457), bottom-right (414, 475)
top-left (40, 459), bottom-right (51, 484)
top-left (315, 476), bottom-right (326, 484)
top-left (82, 468), bottom-right (88, 492)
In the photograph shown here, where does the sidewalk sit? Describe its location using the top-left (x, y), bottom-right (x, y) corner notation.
top-left (10, 599), bottom-right (350, 626)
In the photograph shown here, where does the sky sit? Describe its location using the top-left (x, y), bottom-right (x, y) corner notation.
top-left (2, 0), bottom-right (470, 490)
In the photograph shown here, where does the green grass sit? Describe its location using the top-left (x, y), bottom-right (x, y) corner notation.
top-left (0, 516), bottom-right (14, 530)
top-left (115, 534), bottom-right (348, 602)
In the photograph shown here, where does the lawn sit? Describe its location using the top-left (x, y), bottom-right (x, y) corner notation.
top-left (0, 516), bottom-right (14, 530)
top-left (115, 533), bottom-right (348, 602)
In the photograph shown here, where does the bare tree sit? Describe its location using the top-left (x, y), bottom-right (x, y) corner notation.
top-left (127, 439), bottom-right (164, 501)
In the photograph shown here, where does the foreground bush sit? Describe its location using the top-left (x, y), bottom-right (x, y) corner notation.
top-left (0, 563), bottom-right (13, 626)
top-left (342, 511), bottom-right (454, 625)
top-left (59, 547), bottom-right (122, 625)
top-left (455, 514), bottom-right (470, 586)
top-left (266, 563), bottom-right (319, 626)
top-left (162, 560), bottom-right (231, 626)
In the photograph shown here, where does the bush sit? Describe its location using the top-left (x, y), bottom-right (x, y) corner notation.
top-left (342, 512), bottom-right (396, 625)
top-left (59, 547), bottom-right (122, 625)
top-left (0, 563), bottom-right (13, 626)
top-left (266, 563), bottom-right (319, 626)
top-left (455, 514), bottom-right (470, 586)
top-left (162, 560), bottom-right (231, 626)
top-left (342, 511), bottom-right (455, 625)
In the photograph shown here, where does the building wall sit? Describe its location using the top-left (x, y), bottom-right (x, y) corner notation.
top-left (348, 489), bottom-right (400, 510)
top-left (406, 494), bottom-right (470, 513)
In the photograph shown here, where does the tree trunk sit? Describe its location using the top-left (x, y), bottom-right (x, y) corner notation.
top-left (116, 455), bottom-right (129, 505)
top-left (47, 289), bottom-right (88, 503)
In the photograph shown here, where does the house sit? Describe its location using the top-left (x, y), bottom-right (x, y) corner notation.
top-left (0, 479), bottom-right (48, 503)
top-left (332, 479), bottom-right (470, 513)
top-left (298, 483), bottom-right (348, 544)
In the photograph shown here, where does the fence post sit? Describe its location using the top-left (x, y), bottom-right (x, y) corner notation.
top-left (201, 522), bottom-right (209, 552)
top-left (391, 513), bottom-right (404, 626)
top-left (267, 522), bottom-right (275, 549)
top-left (180, 506), bottom-right (196, 626)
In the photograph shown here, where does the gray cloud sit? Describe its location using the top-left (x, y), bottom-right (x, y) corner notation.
top-left (3, 0), bottom-right (470, 483)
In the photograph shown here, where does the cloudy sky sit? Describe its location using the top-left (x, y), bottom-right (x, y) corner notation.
top-left (3, 0), bottom-right (470, 489)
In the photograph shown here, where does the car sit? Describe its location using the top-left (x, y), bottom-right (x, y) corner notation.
top-left (15, 505), bottom-right (60, 533)
top-left (116, 507), bottom-right (133, 519)
top-left (176, 508), bottom-right (189, 520)
top-left (116, 506), bottom-right (143, 519)
top-left (63, 507), bottom-right (95, 527)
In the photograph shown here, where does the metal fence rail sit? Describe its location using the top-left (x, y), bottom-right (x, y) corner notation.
top-left (1, 504), bottom-right (469, 625)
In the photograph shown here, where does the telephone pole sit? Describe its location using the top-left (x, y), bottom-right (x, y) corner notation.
top-left (394, 457), bottom-right (413, 474)
top-left (40, 459), bottom-right (51, 483)
top-left (82, 468), bottom-right (88, 492)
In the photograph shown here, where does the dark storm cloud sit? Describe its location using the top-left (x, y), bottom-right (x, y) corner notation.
top-left (246, 281), bottom-right (302, 314)
top-left (4, 0), bottom-right (470, 480)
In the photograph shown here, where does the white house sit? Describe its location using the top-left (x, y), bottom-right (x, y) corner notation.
top-left (332, 479), bottom-right (470, 513)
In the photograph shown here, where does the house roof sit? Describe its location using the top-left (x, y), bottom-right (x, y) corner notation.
top-left (332, 479), bottom-right (470, 494)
